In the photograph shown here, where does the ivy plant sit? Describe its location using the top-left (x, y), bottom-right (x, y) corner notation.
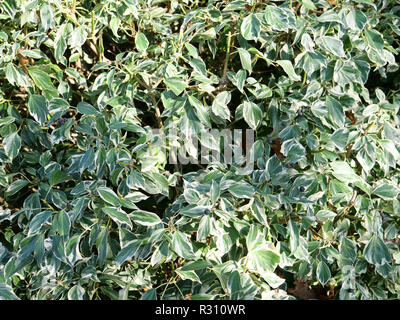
top-left (1, 0), bottom-right (400, 300)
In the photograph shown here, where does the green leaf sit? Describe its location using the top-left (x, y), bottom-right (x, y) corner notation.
top-left (320, 36), bottom-right (346, 58)
top-left (172, 231), bottom-right (196, 260)
top-left (238, 48), bottom-right (252, 73)
top-left (123, 191), bottom-right (149, 203)
top-left (211, 91), bottom-right (231, 120)
top-left (247, 249), bottom-right (280, 273)
top-left (188, 95), bottom-right (211, 127)
top-left (276, 60), bottom-right (301, 81)
top-left (77, 102), bottom-right (100, 116)
top-left (185, 43), bottom-right (199, 58)
top-left (28, 69), bottom-right (58, 98)
top-left (299, 0), bottom-right (316, 10)
top-left (141, 288), bottom-right (157, 300)
top-left (5, 63), bottom-right (19, 86)
top-left (326, 96), bottom-right (345, 128)
top-left (356, 148), bottom-right (375, 173)
top-left (317, 11), bottom-right (342, 24)
top-left (228, 182), bottom-right (255, 199)
top-left (103, 207), bottom-right (133, 229)
top-left (164, 77), bottom-right (187, 96)
top-left (98, 187), bottom-right (121, 206)
top-left (54, 29), bottom-right (67, 65)
top-left (227, 270), bottom-right (241, 297)
top-left (346, 10), bottom-right (367, 30)
top-left (180, 205), bottom-right (210, 217)
top-left (175, 269), bottom-right (201, 283)
top-left (317, 261), bottom-right (331, 286)
top-left (261, 272), bottom-right (286, 289)
top-left (242, 101), bottom-right (262, 130)
top-left (0, 284), bottom-right (20, 300)
top-left (67, 284), bottom-right (85, 300)
top-left (5, 179), bottom-right (28, 197)
top-left (96, 228), bottom-right (108, 267)
top-left (53, 210), bottom-right (71, 236)
top-left (3, 132), bottom-right (21, 160)
top-left (40, 2), bottom-right (53, 31)
top-left (197, 215), bottom-right (211, 241)
top-left (265, 5), bottom-right (296, 31)
top-left (372, 181), bottom-right (400, 200)
top-left (29, 210), bottom-right (52, 235)
top-left (80, 148), bottom-right (95, 174)
top-left (131, 210), bottom-right (162, 226)
top-left (189, 57), bottom-right (207, 76)
top-left (365, 29), bottom-right (384, 50)
top-left (331, 128), bottom-right (349, 150)
top-left (241, 14), bottom-right (260, 41)
top-left (363, 235), bottom-right (392, 266)
top-left (250, 199), bottom-right (268, 226)
top-left (70, 25), bottom-right (87, 48)
top-left (210, 180), bottom-right (220, 204)
top-left (28, 94), bottom-right (48, 126)
top-left (116, 239), bottom-right (142, 265)
top-left (281, 139), bottom-right (306, 163)
top-left (246, 225), bottom-right (264, 251)
top-left (110, 16), bottom-right (121, 38)
top-left (180, 260), bottom-right (211, 271)
top-left (287, 219), bottom-right (300, 252)
top-left (316, 210), bottom-right (336, 222)
top-left (49, 170), bottom-right (71, 186)
top-left (340, 237), bottom-right (357, 265)
top-left (333, 60), bottom-right (358, 86)
top-left (65, 233), bottom-right (82, 265)
top-left (330, 161), bottom-right (360, 184)
top-left (135, 32), bottom-right (149, 51)
top-left (229, 69), bottom-right (247, 93)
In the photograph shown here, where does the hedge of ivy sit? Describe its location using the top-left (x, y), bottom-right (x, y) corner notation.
top-left (1, 0), bottom-right (400, 300)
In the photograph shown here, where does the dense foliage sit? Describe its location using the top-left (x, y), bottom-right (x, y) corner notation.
top-left (1, 0), bottom-right (400, 300)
